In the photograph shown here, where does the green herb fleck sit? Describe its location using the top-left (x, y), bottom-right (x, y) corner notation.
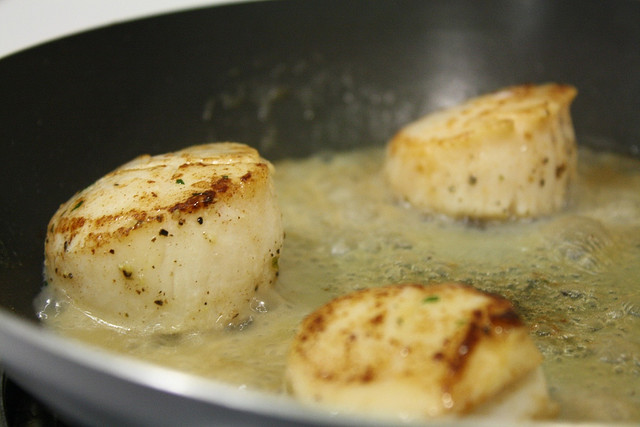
top-left (423, 295), bottom-right (440, 303)
top-left (71, 200), bottom-right (84, 211)
top-left (176, 179), bottom-right (185, 185)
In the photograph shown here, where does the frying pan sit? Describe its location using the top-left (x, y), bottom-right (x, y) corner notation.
top-left (1, 0), bottom-right (639, 425)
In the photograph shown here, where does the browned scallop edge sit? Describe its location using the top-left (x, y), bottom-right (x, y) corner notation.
top-left (292, 283), bottom-right (524, 390)
top-left (47, 162), bottom-right (269, 251)
top-left (433, 290), bottom-right (523, 394)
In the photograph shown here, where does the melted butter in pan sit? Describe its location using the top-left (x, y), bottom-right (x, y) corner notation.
top-left (38, 146), bottom-right (640, 422)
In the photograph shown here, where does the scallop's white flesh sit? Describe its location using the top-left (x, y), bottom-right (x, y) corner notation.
top-left (286, 283), bottom-right (554, 421)
top-left (44, 142), bottom-right (283, 333)
top-left (385, 83), bottom-right (577, 220)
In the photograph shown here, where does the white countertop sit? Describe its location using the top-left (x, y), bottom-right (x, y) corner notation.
top-left (0, 0), bottom-right (244, 59)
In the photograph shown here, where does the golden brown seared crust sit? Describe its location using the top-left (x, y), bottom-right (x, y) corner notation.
top-left (44, 142), bottom-right (284, 333)
top-left (48, 144), bottom-right (271, 252)
top-left (286, 283), bottom-right (549, 420)
top-left (384, 83), bottom-right (578, 220)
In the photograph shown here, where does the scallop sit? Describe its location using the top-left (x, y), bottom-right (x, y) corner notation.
top-left (286, 283), bottom-right (555, 421)
top-left (384, 83), bottom-right (578, 220)
top-left (44, 142), bottom-right (284, 333)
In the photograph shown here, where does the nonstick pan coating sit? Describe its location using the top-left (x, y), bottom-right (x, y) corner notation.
top-left (0, 0), bottom-right (639, 425)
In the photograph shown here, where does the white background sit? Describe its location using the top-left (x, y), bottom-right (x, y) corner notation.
top-left (0, 0), bottom-right (248, 59)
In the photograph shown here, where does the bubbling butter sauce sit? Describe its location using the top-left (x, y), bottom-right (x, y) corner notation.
top-left (38, 146), bottom-right (640, 422)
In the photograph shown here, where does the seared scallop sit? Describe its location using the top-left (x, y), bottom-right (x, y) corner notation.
top-left (44, 142), bottom-right (284, 333)
top-left (385, 83), bottom-right (577, 220)
top-left (286, 283), bottom-right (554, 421)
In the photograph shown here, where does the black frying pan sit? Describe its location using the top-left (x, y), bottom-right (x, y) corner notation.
top-left (1, 0), bottom-right (639, 425)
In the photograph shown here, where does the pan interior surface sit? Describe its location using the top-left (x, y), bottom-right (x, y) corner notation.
top-left (1, 0), bottom-right (639, 425)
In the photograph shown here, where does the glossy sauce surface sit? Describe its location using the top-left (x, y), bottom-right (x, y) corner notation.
top-left (38, 146), bottom-right (640, 422)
